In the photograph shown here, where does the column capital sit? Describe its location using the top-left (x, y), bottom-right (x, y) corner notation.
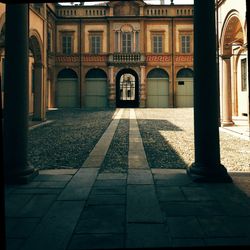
top-left (221, 54), bottom-right (231, 60)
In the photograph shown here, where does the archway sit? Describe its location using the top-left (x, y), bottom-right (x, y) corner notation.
top-left (85, 68), bottom-right (108, 108)
top-left (146, 68), bottom-right (169, 108)
top-left (176, 68), bottom-right (194, 107)
top-left (116, 68), bottom-right (139, 108)
top-left (56, 68), bottom-right (79, 108)
top-left (29, 32), bottom-right (44, 120)
top-left (220, 14), bottom-right (245, 124)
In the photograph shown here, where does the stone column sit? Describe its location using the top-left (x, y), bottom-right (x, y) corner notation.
top-left (187, 0), bottom-right (232, 182)
top-left (3, 4), bottom-right (38, 184)
top-left (108, 66), bottom-right (116, 107)
top-left (140, 65), bottom-right (146, 107)
top-left (221, 56), bottom-right (234, 126)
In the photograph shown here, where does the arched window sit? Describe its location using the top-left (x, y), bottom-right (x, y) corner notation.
top-left (176, 68), bottom-right (193, 78)
top-left (57, 68), bottom-right (78, 78)
top-left (147, 68), bottom-right (169, 79)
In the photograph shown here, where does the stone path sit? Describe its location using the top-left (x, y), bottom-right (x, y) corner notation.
top-left (4, 108), bottom-right (250, 250)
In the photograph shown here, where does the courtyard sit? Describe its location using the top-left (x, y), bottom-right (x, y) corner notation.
top-left (4, 108), bottom-right (250, 250)
top-left (28, 108), bottom-right (250, 172)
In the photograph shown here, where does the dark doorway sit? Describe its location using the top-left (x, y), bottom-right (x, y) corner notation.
top-left (116, 68), bottom-right (139, 108)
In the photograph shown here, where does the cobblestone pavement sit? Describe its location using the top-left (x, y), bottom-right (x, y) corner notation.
top-left (28, 108), bottom-right (250, 172)
top-left (136, 108), bottom-right (250, 172)
top-left (28, 109), bottom-right (115, 169)
top-left (5, 108), bottom-right (250, 250)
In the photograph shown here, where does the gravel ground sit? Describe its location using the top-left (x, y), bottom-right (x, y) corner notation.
top-left (136, 108), bottom-right (250, 172)
top-left (100, 109), bottom-right (129, 173)
top-left (28, 108), bottom-right (249, 172)
top-left (28, 108), bottom-right (115, 169)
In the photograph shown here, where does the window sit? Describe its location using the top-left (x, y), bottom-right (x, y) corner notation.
top-left (181, 35), bottom-right (191, 53)
top-left (62, 33), bottom-right (72, 54)
top-left (122, 32), bottom-right (132, 53)
top-left (115, 31), bottom-right (140, 53)
top-left (152, 34), bottom-right (163, 53)
top-left (241, 58), bottom-right (247, 91)
top-left (90, 34), bottom-right (101, 54)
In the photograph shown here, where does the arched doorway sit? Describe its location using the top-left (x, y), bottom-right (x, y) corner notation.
top-left (56, 68), bottom-right (79, 108)
top-left (176, 68), bottom-right (194, 107)
top-left (116, 68), bottom-right (139, 108)
top-left (85, 68), bottom-right (108, 108)
top-left (29, 33), bottom-right (44, 120)
top-left (146, 68), bottom-right (169, 108)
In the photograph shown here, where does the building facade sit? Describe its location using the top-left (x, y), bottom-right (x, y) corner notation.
top-left (0, 0), bottom-right (248, 126)
top-left (0, 1), bottom-right (194, 120)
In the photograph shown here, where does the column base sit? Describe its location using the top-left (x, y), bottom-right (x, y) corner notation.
top-left (139, 100), bottom-right (146, 108)
top-left (5, 166), bottom-right (39, 185)
top-left (221, 121), bottom-right (234, 127)
top-left (108, 99), bottom-right (116, 108)
top-left (187, 163), bottom-right (232, 183)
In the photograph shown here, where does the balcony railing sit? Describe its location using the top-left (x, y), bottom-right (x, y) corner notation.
top-left (109, 53), bottom-right (145, 64)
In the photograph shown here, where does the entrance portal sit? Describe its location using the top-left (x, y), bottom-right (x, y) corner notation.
top-left (116, 68), bottom-right (139, 108)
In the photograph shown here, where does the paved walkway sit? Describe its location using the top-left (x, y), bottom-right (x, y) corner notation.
top-left (5, 109), bottom-right (250, 250)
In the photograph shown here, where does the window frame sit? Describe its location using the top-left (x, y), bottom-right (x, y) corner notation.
top-left (151, 32), bottom-right (164, 54)
top-left (122, 32), bottom-right (133, 53)
top-left (61, 31), bottom-right (74, 55)
top-left (179, 31), bottom-right (193, 54)
top-left (241, 58), bottom-right (247, 92)
top-left (89, 32), bottom-right (103, 54)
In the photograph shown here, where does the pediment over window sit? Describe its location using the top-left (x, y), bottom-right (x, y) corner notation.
top-left (113, 1), bottom-right (143, 16)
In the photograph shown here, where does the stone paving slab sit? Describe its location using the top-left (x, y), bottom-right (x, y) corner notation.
top-left (128, 157), bottom-right (149, 169)
top-left (11, 188), bottom-right (63, 195)
top-left (160, 201), bottom-right (225, 217)
top-left (91, 186), bottom-right (126, 195)
top-left (127, 185), bottom-right (164, 223)
top-left (76, 205), bottom-right (125, 234)
top-left (181, 186), bottom-right (216, 201)
top-left (156, 186), bottom-right (187, 201)
top-left (127, 169), bottom-right (153, 184)
top-left (39, 169), bottom-right (77, 175)
top-left (86, 194), bottom-right (126, 205)
top-left (172, 238), bottom-right (205, 247)
top-left (57, 186), bottom-right (92, 201)
top-left (21, 201), bottom-right (85, 250)
top-left (68, 234), bottom-right (124, 250)
top-left (166, 216), bottom-right (205, 238)
top-left (126, 223), bottom-right (171, 248)
top-left (5, 217), bottom-right (40, 238)
top-left (34, 174), bottom-right (73, 182)
top-left (97, 173), bottom-right (127, 180)
top-left (17, 194), bottom-right (57, 218)
top-left (58, 168), bottom-right (98, 200)
top-left (197, 216), bottom-right (249, 238)
top-left (94, 179), bottom-right (126, 187)
top-left (5, 194), bottom-right (33, 217)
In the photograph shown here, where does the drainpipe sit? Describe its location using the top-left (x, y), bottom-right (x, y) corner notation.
top-left (171, 17), bottom-right (175, 107)
top-left (80, 19), bottom-right (82, 108)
